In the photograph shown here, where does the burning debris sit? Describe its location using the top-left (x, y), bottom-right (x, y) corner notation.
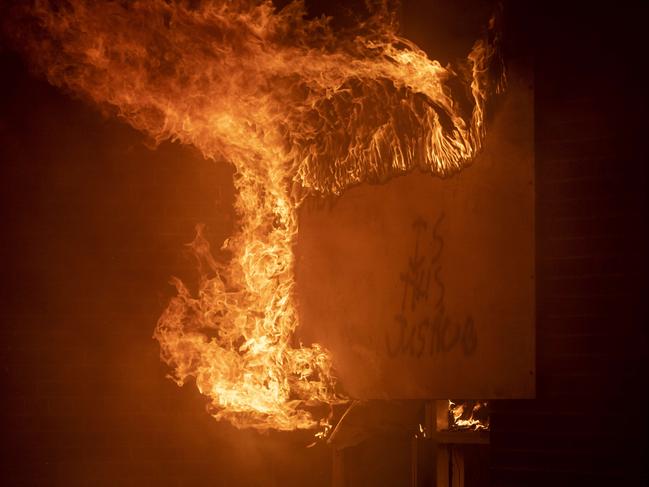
top-left (4, 0), bottom-right (503, 430)
top-left (447, 400), bottom-right (489, 432)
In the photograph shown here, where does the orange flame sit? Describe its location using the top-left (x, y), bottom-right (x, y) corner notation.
top-left (7, 0), bottom-right (503, 430)
top-left (448, 400), bottom-right (490, 431)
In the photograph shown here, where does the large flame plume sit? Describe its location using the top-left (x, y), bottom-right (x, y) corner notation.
top-left (6, 0), bottom-right (503, 430)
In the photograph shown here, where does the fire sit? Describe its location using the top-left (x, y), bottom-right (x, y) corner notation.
top-left (448, 400), bottom-right (490, 431)
top-left (7, 1), bottom-right (503, 430)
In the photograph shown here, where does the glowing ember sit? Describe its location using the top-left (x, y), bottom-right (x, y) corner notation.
top-left (7, 1), bottom-right (503, 430)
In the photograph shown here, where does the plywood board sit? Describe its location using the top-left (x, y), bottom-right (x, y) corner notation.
top-left (295, 70), bottom-right (534, 399)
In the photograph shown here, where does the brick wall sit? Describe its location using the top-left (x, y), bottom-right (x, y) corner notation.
top-left (490, 2), bottom-right (648, 485)
top-left (0, 52), bottom-right (333, 486)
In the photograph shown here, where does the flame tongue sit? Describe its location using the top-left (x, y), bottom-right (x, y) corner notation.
top-left (448, 400), bottom-right (490, 431)
top-left (8, 0), bottom-right (502, 430)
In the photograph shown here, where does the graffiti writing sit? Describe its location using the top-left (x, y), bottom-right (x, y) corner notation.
top-left (386, 213), bottom-right (477, 358)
